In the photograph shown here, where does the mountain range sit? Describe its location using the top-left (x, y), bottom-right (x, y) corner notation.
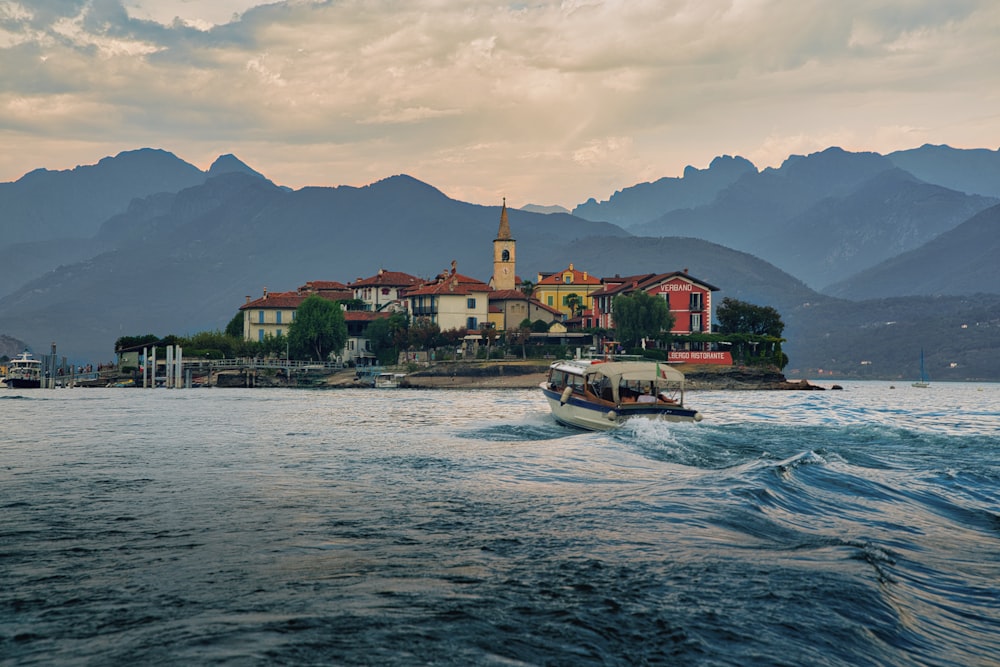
top-left (1, 145), bottom-right (998, 380)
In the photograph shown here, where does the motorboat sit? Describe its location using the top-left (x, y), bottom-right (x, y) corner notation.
top-left (372, 372), bottom-right (406, 388)
top-left (5, 351), bottom-right (42, 389)
top-left (540, 358), bottom-right (702, 431)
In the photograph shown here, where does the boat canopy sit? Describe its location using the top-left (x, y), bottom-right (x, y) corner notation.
top-left (551, 360), bottom-right (685, 385)
top-left (590, 361), bottom-right (684, 384)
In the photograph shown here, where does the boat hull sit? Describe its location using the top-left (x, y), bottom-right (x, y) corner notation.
top-left (5, 377), bottom-right (41, 389)
top-left (540, 383), bottom-right (700, 431)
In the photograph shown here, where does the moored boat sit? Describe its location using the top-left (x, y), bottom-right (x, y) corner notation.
top-left (540, 359), bottom-right (702, 431)
top-left (5, 351), bottom-right (42, 389)
top-left (372, 372), bottom-right (406, 388)
top-left (912, 349), bottom-right (930, 388)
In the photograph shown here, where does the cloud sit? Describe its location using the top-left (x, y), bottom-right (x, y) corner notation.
top-left (1, 0), bottom-right (999, 206)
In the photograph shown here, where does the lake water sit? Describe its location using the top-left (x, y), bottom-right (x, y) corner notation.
top-left (2, 382), bottom-right (998, 666)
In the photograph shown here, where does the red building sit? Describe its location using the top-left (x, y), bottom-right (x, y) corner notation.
top-left (589, 270), bottom-right (720, 334)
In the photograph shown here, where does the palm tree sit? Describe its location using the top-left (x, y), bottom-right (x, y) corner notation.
top-left (565, 293), bottom-right (582, 317)
top-left (519, 279), bottom-right (535, 298)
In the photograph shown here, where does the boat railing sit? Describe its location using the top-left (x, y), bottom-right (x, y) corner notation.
top-left (584, 352), bottom-right (645, 362)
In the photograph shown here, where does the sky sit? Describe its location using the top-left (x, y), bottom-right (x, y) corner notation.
top-left (1, 1), bottom-right (999, 208)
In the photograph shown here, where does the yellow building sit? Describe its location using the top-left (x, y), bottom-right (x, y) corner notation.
top-left (534, 264), bottom-right (603, 318)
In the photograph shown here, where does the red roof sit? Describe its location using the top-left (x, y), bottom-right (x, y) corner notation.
top-left (590, 271), bottom-right (719, 298)
top-left (300, 280), bottom-right (349, 291)
top-left (350, 269), bottom-right (423, 288)
top-left (588, 273), bottom-right (657, 298)
top-left (404, 277), bottom-right (492, 297)
top-left (403, 267), bottom-right (492, 297)
top-left (536, 264), bottom-right (601, 286)
top-left (240, 291), bottom-right (306, 310)
top-left (489, 290), bottom-right (563, 317)
top-left (489, 289), bottom-right (529, 300)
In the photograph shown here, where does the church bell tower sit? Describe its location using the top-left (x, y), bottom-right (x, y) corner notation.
top-left (492, 198), bottom-right (516, 291)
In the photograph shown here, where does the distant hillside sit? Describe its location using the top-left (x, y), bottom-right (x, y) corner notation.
top-left (888, 144), bottom-right (1000, 198)
top-left (520, 204), bottom-right (570, 215)
top-left (823, 203), bottom-right (1000, 299)
top-left (0, 149), bottom-right (204, 245)
top-left (630, 148), bottom-right (997, 290)
top-left (783, 294), bottom-right (1000, 381)
top-left (572, 155), bottom-right (756, 228)
top-left (632, 147), bottom-right (895, 245)
top-left (1, 334), bottom-right (30, 360)
top-left (763, 169), bottom-right (996, 289)
top-left (0, 150), bottom-right (267, 296)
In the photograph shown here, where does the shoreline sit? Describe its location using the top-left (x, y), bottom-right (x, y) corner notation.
top-left (328, 361), bottom-right (829, 391)
top-left (91, 360), bottom-right (830, 390)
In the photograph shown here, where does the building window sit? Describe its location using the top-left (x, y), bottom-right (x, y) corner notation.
top-left (467, 317), bottom-right (478, 330)
top-left (276, 311), bottom-right (282, 324)
top-left (689, 293), bottom-right (703, 311)
top-left (690, 313), bottom-right (702, 333)
top-left (564, 275), bottom-right (571, 283)
top-left (349, 340), bottom-right (355, 350)
top-left (467, 297), bottom-right (476, 309)
top-left (547, 296), bottom-right (554, 306)
top-left (258, 311), bottom-right (265, 324)
top-left (276, 329), bottom-right (282, 338)
top-left (502, 249), bottom-right (510, 261)
top-left (258, 329), bottom-right (265, 341)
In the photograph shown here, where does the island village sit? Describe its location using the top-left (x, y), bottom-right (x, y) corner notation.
top-left (6, 201), bottom-right (798, 391)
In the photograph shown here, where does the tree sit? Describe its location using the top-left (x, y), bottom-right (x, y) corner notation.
top-left (612, 291), bottom-right (674, 347)
top-left (287, 294), bottom-right (347, 361)
top-left (365, 312), bottom-right (409, 365)
top-left (406, 317), bottom-right (438, 350)
top-left (565, 293), bottom-right (582, 317)
top-left (519, 279), bottom-right (535, 297)
top-left (508, 324), bottom-right (532, 359)
top-left (224, 312), bottom-right (244, 338)
top-left (716, 297), bottom-right (785, 337)
top-left (115, 334), bottom-right (160, 352)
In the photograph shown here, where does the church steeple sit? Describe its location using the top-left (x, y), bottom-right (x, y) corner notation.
top-left (497, 197), bottom-right (511, 241)
top-left (492, 197), bottom-right (516, 291)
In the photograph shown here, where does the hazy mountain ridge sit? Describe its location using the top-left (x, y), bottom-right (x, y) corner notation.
top-left (823, 203), bottom-right (1000, 299)
top-left (1, 149), bottom-right (204, 244)
top-left (761, 169), bottom-right (997, 288)
top-left (626, 147), bottom-right (997, 290)
top-left (572, 155), bottom-right (757, 227)
top-left (887, 144), bottom-right (1000, 198)
top-left (0, 149), bottom-right (267, 292)
top-left (1, 146), bottom-right (998, 378)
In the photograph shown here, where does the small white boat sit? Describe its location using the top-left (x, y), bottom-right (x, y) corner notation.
top-left (5, 351), bottom-right (42, 389)
top-left (372, 372), bottom-right (406, 388)
top-left (540, 359), bottom-right (702, 431)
